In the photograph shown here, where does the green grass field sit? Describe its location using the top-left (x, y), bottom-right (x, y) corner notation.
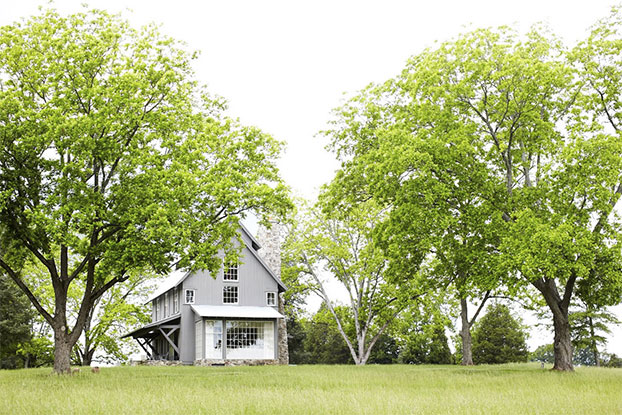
top-left (1, 363), bottom-right (621, 414)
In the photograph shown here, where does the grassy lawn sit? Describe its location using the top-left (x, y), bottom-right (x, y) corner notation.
top-left (1, 363), bottom-right (621, 414)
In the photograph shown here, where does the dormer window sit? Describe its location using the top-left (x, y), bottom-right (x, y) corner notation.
top-left (224, 262), bottom-right (238, 281)
top-left (185, 289), bottom-right (195, 304)
top-left (266, 292), bottom-right (277, 306)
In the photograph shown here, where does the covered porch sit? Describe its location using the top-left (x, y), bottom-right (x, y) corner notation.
top-left (122, 314), bottom-right (181, 361)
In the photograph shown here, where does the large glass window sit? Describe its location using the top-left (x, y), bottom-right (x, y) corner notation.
top-left (225, 320), bottom-right (274, 359)
top-left (223, 286), bottom-right (238, 304)
top-left (224, 262), bottom-right (238, 281)
top-left (205, 320), bottom-right (223, 359)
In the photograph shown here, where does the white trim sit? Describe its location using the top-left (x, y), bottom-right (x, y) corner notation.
top-left (266, 291), bottom-right (277, 306)
top-left (223, 285), bottom-right (239, 304)
top-left (191, 305), bottom-right (284, 319)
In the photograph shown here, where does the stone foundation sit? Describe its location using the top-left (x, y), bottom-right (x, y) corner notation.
top-left (195, 359), bottom-right (278, 367)
top-left (133, 360), bottom-right (184, 366)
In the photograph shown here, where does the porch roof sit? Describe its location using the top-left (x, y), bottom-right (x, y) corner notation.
top-left (191, 305), bottom-right (284, 319)
top-left (120, 314), bottom-right (181, 339)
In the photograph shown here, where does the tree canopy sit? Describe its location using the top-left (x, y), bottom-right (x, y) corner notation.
top-left (322, 14), bottom-right (622, 371)
top-left (0, 8), bottom-right (291, 372)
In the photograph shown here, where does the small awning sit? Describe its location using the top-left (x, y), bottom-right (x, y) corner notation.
top-left (121, 314), bottom-right (181, 339)
top-left (191, 305), bottom-right (284, 319)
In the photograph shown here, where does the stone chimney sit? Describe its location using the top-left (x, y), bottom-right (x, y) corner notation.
top-left (256, 219), bottom-right (289, 365)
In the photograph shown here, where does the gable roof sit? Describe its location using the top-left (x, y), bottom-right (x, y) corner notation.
top-left (145, 225), bottom-right (285, 303)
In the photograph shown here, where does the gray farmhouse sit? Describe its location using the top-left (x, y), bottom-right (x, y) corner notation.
top-left (123, 224), bottom-right (288, 365)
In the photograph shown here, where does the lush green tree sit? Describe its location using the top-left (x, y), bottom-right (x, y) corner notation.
top-left (604, 353), bottom-right (622, 368)
top-left (530, 344), bottom-right (555, 364)
top-left (283, 200), bottom-right (418, 365)
top-left (394, 300), bottom-right (453, 365)
top-left (472, 304), bottom-right (529, 364)
top-left (302, 305), bottom-right (352, 364)
top-left (0, 273), bottom-right (34, 369)
top-left (323, 18), bottom-right (622, 371)
top-left (0, 9), bottom-right (290, 373)
top-left (74, 274), bottom-right (151, 366)
top-left (569, 302), bottom-right (619, 367)
top-left (367, 333), bottom-right (400, 364)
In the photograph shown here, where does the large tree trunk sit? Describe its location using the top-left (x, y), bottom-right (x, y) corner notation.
top-left (537, 279), bottom-right (574, 371)
top-left (459, 298), bottom-right (474, 366)
top-left (551, 306), bottom-right (573, 371)
top-left (53, 328), bottom-right (74, 373)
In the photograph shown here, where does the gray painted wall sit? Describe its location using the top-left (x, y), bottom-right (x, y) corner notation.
top-left (147, 228), bottom-right (281, 363)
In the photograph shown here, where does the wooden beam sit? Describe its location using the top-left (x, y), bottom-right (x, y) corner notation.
top-left (136, 338), bottom-right (153, 359)
top-left (158, 327), bottom-right (180, 356)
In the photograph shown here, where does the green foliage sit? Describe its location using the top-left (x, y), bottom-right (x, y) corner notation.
top-left (0, 273), bottom-right (33, 369)
top-left (0, 7), bottom-right (291, 370)
top-left (605, 354), bottom-right (622, 368)
top-left (301, 305), bottom-right (352, 365)
top-left (530, 344), bottom-right (555, 364)
top-left (399, 323), bottom-right (452, 365)
top-left (283, 200), bottom-right (418, 364)
top-left (16, 336), bottom-right (54, 368)
top-left (321, 11), bottom-right (622, 370)
top-left (472, 304), bottom-right (529, 364)
top-left (393, 299), bottom-right (453, 365)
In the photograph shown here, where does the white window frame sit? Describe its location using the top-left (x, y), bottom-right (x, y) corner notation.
top-left (156, 297), bottom-right (162, 320)
top-left (223, 285), bottom-right (239, 304)
top-left (266, 292), bottom-right (277, 306)
top-left (185, 289), bottom-right (195, 304)
top-left (223, 262), bottom-right (239, 282)
top-left (164, 292), bottom-right (169, 317)
top-left (173, 286), bottom-right (179, 314)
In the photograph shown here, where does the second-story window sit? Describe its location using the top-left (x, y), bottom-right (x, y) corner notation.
top-left (223, 286), bottom-right (238, 304)
top-left (173, 287), bottom-right (179, 313)
top-left (156, 298), bottom-right (162, 320)
top-left (185, 289), bottom-right (195, 304)
top-left (266, 292), bottom-right (277, 306)
top-left (224, 262), bottom-right (238, 281)
top-left (164, 292), bottom-right (169, 317)
top-left (154, 300), bottom-right (159, 321)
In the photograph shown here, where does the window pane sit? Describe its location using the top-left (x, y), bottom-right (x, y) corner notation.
top-left (224, 263), bottom-right (238, 281)
top-left (205, 320), bottom-right (223, 359)
top-left (223, 286), bottom-right (238, 303)
top-left (225, 320), bottom-right (274, 360)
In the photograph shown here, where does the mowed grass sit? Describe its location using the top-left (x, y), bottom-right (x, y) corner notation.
top-left (1, 363), bottom-right (621, 414)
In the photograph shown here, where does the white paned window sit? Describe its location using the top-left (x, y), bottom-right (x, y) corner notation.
top-left (173, 287), bottom-right (179, 314)
top-left (224, 262), bottom-right (238, 281)
top-left (266, 292), bottom-right (277, 306)
top-left (185, 289), bottom-right (195, 304)
top-left (204, 320), bottom-right (223, 359)
top-left (156, 298), bottom-right (162, 320)
top-left (223, 286), bottom-right (238, 304)
top-left (225, 320), bottom-right (274, 359)
top-left (164, 292), bottom-right (169, 317)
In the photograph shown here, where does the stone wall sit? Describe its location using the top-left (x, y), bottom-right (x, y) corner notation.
top-left (195, 359), bottom-right (278, 367)
top-left (256, 220), bottom-right (289, 365)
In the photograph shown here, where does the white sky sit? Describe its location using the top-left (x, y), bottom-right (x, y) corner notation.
top-left (3, 0), bottom-right (622, 356)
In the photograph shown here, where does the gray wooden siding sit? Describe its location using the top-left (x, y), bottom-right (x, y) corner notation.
top-left (182, 245), bottom-right (279, 308)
